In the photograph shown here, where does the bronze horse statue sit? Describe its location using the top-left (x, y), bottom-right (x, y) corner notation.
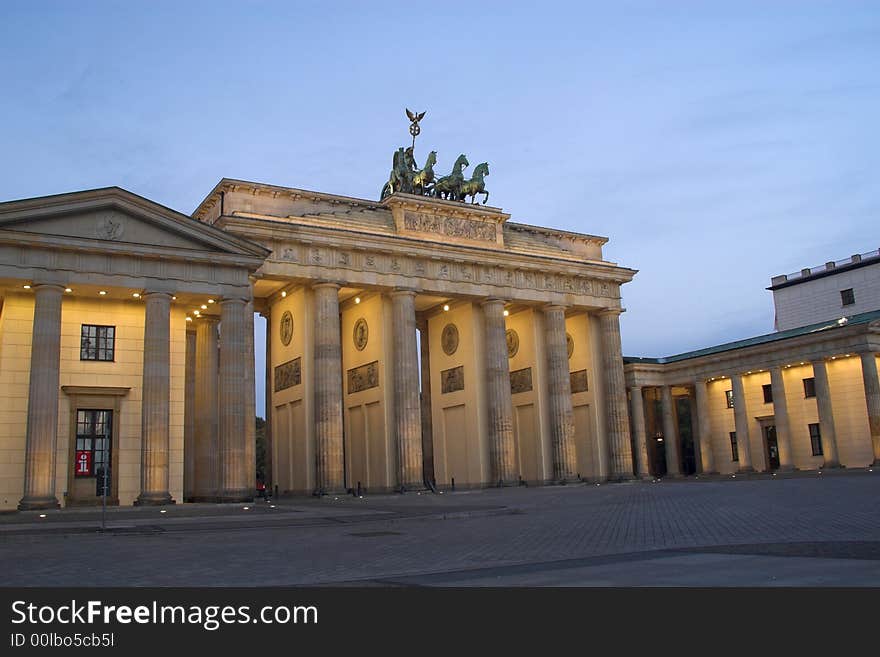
top-left (458, 162), bottom-right (489, 204)
top-left (432, 154), bottom-right (469, 201)
top-left (411, 150), bottom-right (437, 196)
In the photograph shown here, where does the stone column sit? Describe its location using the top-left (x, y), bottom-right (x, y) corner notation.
top-left (629, 386), bottom-right (651, 478)
top-left (730, 373), bottom-right (754, 471)
top-left (598, 310), bottom-right (634, 479)
top-left (417, 316), bottom-right (435, 487)
top-left (19, 283), bottom-right (64, 510)
top-left (769, 366), bottom-right (794, 471)
top-left (193, 316), bottom-right (219, 501)
top-left (263, 308), bottom-right (273, 491)
top-left (482, 299), bottom-right (516, 484)
top-left (313, 283), bottom-right (344, 493)
top-left (391, 289), bottom-right (423, 490)
top-left (244, 298), bottom-right (255, 497)
top-left (218, 297), bottom-right (250, 502)
top-left (184, 329), bottom-right (196, 501)
top-left (860, 352), bottom-right (880, 465)
top-left (135, 292), bottom-right (174, 505)
top-left (543, 305), bottom-right (576, 481)
top-left (812, 360), bottom-right (839, 467)
top-left (660, 385), bottom-right (681, 477)
top-left (693, 380), bottom-right (716, 474)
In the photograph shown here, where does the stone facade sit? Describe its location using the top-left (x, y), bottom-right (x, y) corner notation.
top-left (625, 311), bottom-right (880, 477)
top-left (194, 179), bottom-right (637, 494)
top-left (0, 179), bottom-right (637, 508)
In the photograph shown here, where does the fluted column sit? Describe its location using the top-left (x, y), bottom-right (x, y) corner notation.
top-left (262, 308), bottom-right (273, 490)
top-left (543, 305), bottom-right (576, 481)
top-left (218, 297), bottom-right (250, 501)
top-left (629, 386), bottom-right (651, 478)
top-left (417, 316), bottom-right (435, 486)
top-left (482, 299), bottom-right (516, 484)
top-left (19, 284), bottom-right (64, 510)
top-left (135, 292), bottom-right (174, 505)
top-left (660, 385), bottom-right (681, 477)
top-left (730, 373), bottom-right (754, 471)
top-left (769, 367), bottom-right (794, 470)
top-left (184, 329), bottom-right (196, 501)
top-left (244, 298), bottom-right (256, 497)
top-left (693, 380), bottom-right (716, 474)
top-left (391, 290), bottom-right (423, 490)
top-left (812, 360), bottom-right (839, 467)
top-left (193, 316), bottom-right (219, 501)
top-left (598, 310), bottom-right (634, 479)
top-left (860, 352), bottom-right (880, 464)
top-left (313, 283), bottom-right (344, 493)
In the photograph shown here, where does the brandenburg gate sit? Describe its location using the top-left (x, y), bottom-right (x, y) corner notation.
top-left (0, 113), bottom-right (638, 508)
top-left (193, 159), bottom-right (637, 494)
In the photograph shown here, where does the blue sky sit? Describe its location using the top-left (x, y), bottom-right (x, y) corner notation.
top-left (2, 1), bottom-right (878, 416)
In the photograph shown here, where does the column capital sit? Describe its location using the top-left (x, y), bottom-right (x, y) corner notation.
top-left (390, 287), bottom-right (418, 298)
top-left (311, 281), bottom-right (342, 291)
top-left (480, 297), bottom-right (508, 308)
top-left (598, 307), bottom-right (625, 317)
top-left (218, 296), bottom-right (249, 307)
top-left (31, 282), bottom-right (66, 293)
top-left (628, 384), bottom-right (643, 393)
top-left (142, 291), bottom-right (173, 301)
top-left (543, 303), bottom-right (569, 312)
top-left (197, 314), bottom-right (221, 325)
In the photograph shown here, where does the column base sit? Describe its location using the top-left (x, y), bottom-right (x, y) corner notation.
top-left (18, 495), bottom-right (60, 511)
top-left (737, 466), bottom-right (755, 473)
top-left (821, 462), bottom-right (842, 469)
top-left (134, 492), bottom-right (176, 506)
top-left (188, 494), bottom-right (220, 503)
top-left (216, 489), bottom-right (253, 503)
top-left (776, 465), bottom-right (797, 473)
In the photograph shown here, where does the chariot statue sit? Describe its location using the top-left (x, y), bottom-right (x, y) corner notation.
top-left (379, 109), bottom-right (492, 205)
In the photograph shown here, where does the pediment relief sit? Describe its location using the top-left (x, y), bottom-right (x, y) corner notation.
top-left (1, 208), bottom-right (216, 251)
top-left (0, 189), bottom-right (268, 260)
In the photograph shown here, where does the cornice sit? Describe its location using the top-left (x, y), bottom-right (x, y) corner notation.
top-left (217, 215), bottom-right (637, 282)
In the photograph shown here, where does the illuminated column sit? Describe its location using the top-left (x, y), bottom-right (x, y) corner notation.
top-left (860, 352), bottom-right (880, 464)
top-left (136, 291), bottom-right (174, 505)
top-left (629, 386), bottom-right (651, 478)
top-left (482, 299), bottom-right (516, 484)
top-left (544, 305), bottom-right (576, 481)
top-left (660, 385), bottom-right (681, 476)
top-left (262, 308), bottom-right (273, 490)
top-left (244, 297), bottom-right (256, 496)
top-left (598, 310), bottom-right (634, 479)
top-left (19, 284), bottom-right (64, 510)
top-left (391, 289), bottom-right (423, 490)
top-left (193, 316), bottom-right (219, 501)
top-left (218, 297), bottom-right (251, 502)
top-left (769, 367), bottom-right (794, 470)
top-left (184, 328), bottom-right (196, 501)
top-left (313, 283), bottom-right (345, 493)
top-left (730, 373), bottom-right (754, 471)
top-left (693, 380), bottom-right (716, 474)
top-left (811, 360), bottom-right (839, 467)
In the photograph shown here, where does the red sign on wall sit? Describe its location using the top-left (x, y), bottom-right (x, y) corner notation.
top-left (74, 450), bottom-right (92, 477)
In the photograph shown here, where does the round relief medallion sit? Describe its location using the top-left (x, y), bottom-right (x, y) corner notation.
top-left (506, 329), bottom-right (519, 358)
top-left (279, 310), bottom-right (294, 346)
top-left (441, 323), bottom-right (459, 356)
top-left (353, 317), bottom-right (369, 351)
top-left (566, 333), bottom-right (574, 359)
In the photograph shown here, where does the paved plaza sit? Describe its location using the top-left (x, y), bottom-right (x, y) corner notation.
top-left (2, 471), bottom-right (880, 587)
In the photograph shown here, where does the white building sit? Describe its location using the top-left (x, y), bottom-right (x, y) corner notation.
top-left (770, 249), bottom-right (880, 331)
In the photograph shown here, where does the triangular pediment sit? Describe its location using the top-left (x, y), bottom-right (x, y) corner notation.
top-left (0, 187), bottom-right (269, 259)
